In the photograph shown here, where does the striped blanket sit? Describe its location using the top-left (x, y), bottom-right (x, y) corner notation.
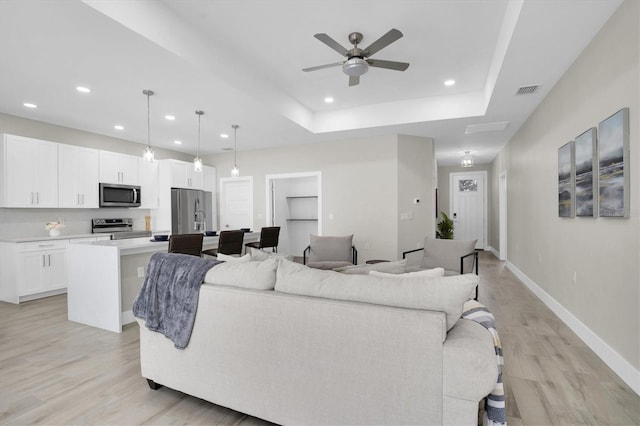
top-left (462, 299), bottom-right (506, 426)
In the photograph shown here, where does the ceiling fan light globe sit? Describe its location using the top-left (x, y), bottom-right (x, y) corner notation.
top-left (342, 57), bottom-right (369, 77)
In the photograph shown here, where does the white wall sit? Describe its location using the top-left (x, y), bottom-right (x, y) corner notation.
top-left (207, 134), bottom-right (435, 262)
top-left (495, 0), bottom-right (639, 385)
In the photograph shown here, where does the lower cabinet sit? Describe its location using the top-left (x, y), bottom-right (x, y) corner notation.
top-left (0, 236), bottom-right (110, 303)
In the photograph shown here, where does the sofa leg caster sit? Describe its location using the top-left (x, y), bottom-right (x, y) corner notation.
top-left (146, 379), bottom-right (162, 390)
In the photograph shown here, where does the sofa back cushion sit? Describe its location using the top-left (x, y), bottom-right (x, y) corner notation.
top-left (421, 238), bottom-right (477, 273)
top-left (204, 258), bottom-right (278, 290)
top-left (275, 260), bottom-right (476, 330)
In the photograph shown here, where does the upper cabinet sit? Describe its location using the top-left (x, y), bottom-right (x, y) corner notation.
top-left (138, 158), bottom-right (159, 209)
top-left (58, 144), bottom-right (99, 208)
top-left (99, 151), bottom-right (139, 185)
top-left (0, 134), bottom-right (58, 208)
top-left (169, 160), bottom-right (204, 190)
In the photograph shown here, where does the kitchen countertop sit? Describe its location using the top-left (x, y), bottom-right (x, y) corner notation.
top-left (0, 233), bottom-right (105, 243)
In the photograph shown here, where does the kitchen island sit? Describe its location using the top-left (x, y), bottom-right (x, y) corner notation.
top-left (67, 232), bottom-right (259, 332)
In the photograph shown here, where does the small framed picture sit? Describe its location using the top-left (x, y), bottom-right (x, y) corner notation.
top-left (598, 108), bottom-right (630, 218)
top-left (574, 128), bottom-right (597, 217)
top-left (558, 141), bottom-right (575, 218)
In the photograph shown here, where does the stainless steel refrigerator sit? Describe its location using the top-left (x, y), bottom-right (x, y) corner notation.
top-left (171, 188), bottom-right (213, 234)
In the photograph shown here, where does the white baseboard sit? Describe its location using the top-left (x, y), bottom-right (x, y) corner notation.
top-left (506, 261), bottom-right (640, 396)
top-left (486, 246), bottom-right (499, 258)
top-left (121, 310), bottom-right (135, 326)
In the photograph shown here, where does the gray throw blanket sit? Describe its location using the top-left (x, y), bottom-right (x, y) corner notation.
top-left (133, 252), bottom-right (221, 349)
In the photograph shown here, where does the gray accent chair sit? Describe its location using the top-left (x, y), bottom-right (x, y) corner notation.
top-left (403, 237), bottom-right (478, 299)
top-left (303, 234), bottom-right (358, 269)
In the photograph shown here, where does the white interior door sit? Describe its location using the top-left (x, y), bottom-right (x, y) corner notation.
top-left (219, 177), bottom-right (253, 231)
top-left (450, 171), bottom-right (487, 249)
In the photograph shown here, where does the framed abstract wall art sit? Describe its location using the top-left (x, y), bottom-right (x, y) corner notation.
top-left (598, 108), bottom-right (629, 218)
top-left (574, 128), bottom-right (597, 217)
top-left (558, 141), bottom-right (575, 218)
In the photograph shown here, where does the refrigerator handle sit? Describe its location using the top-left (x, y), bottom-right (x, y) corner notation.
top-left (176, 192), bottom-right (182, 233)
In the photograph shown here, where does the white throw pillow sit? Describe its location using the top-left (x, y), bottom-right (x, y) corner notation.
top-left (275, 259), bottom-right (477, 330)
top-left (217, 253), bottom-right (251, 262)
top-left (334, 260), bottom-right (407, 275)
top-left (369, 268), bottom-right (444, 278)
top-left (204, 258), bottom-right (278, 290)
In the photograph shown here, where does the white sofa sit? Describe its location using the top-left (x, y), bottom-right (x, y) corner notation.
top-left (137, 258), bottom-right (498, 425)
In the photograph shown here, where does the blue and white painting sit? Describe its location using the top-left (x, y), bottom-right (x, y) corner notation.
top-left (598, 108), bottom-right (629, 218)
top-left (574, 128), bottom-right (597, 217)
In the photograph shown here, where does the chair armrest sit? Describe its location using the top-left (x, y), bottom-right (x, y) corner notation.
top-left (303, 245), bottom-right (310, 265)
top-left (459, 251), bottom-right (478, 275)
top-left (402, 247), bottom-right (424, 259)
top-left (352, 246), bottom-right (358, 264)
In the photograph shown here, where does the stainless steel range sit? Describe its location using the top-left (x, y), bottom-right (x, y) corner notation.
top-left (91, 218), bottom-right (152, 240)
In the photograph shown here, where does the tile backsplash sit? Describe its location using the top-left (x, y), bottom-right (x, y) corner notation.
top-left (0, 208), bottom-right (152, 239)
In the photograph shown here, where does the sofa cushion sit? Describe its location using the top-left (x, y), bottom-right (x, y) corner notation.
top-left (334, 260), bottom-right (407, 275)
top-left (306, 261), bottom-right (354, 270)
top-left (307, 234), bottom-right (353, 263)
top-left (217, 253), bottom-right (251, 262)
top-left (370, 267), bottom-right (444, 278)
top-left (204, 258), bottom-right (278, 290)
top-left (421, 238), bottom-right (477, 273)
top-left (275, 259), bottom-right (476, 330)
top-left (248, 247), bottom-right (294, 262)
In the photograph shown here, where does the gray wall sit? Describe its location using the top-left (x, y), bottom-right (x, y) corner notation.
top-left (495, 0), bottom-right (639, 372)
top-left (207, 134), bottom-right (435, 262)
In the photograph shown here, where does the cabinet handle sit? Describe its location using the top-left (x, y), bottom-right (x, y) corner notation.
top-left (42, 255), bottom-right (45, 267)
top-left (36, 192), bottom-right (39, 204)
top-left (38, 244), bottom-right (55, 247)
top-left (48, 254), bottom-right (51, 267)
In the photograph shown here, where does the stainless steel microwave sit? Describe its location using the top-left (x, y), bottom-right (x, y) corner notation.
top-left (99, 183), bottom-right (141, 207)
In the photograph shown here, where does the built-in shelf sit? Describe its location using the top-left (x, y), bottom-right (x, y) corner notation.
top-left (286, 219), bottom-right (318, 221)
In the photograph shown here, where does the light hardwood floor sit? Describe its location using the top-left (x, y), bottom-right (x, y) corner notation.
top-left (1, 252), bottom-right (638, 425)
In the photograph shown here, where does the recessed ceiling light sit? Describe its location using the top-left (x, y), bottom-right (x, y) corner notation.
top-left (324, 97), bottom-right (334, 103)
top-left (76, 86), bottom-right (91, 93)
top-left (114, 125), bottom-right (124, 130)
top-left (23, 102), bottom-right (37, 108)
top-left (174, 140), bottom-right (182, 145)
top-left (444, 80), bottom-right (455, 86)
top-left (220, 133), bottom-right (229, 139)
top-left (165, 115), bottom-right (175, 121)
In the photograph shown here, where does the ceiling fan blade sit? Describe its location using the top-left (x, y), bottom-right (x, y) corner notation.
top-left (367, 59), bottom-right (410, 71)
top-left (314, 33), bottom-right (349, 56)
top-left (361, 28), bottom-right (403, 57)
top-left (302, 62), bottom-right (343, 72)
top-left (349, 75), bottom-right (360, 86)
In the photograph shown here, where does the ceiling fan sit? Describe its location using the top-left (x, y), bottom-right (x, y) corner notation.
top-left (302, 28), bottom-right (409, 86)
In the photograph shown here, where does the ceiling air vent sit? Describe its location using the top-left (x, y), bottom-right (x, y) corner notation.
top-left (516, 84), bottom-right (541, 95)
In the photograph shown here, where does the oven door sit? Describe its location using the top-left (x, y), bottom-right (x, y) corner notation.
top-left (99, 183), bottom-right (141, 207)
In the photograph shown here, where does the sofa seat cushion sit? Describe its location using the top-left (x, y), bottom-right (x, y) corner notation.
top-left (443, 319), bottom-right (498, 401)
top-left (275, 259), bottom-right (477, 330)
top-left (204, 258), bottom-right (278, 290)
top-left (370, 267), bottom-right (444, 278)
top-left (306, 261), bottom-right (354, 270)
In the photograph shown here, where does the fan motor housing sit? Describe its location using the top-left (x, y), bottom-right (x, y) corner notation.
top-left (342, 57), bottom-right (369, 76)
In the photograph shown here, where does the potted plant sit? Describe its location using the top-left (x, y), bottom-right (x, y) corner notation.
top-left (436, 212), bottom-right (454, 239)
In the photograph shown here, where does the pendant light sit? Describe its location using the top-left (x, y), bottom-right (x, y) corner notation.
top-left (142, 89), bottom-right (155, 163)
top-left (194, 110), bottom-right (204, 172)
top-left (231, 124), bottom-right (240, 177)
top-left (461, 150), bottom-right (474, 168)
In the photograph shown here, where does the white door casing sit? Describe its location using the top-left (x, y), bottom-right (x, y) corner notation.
top-left (219, 177), bottom-right (253, 231)
top-left (499, 171), bottom-right (507, 261)
top-left (450, 171), bottom-right (487, 249)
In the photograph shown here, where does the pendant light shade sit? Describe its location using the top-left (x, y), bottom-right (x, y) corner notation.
top-left (461, 150), bottom-right (474, 168)
top-left (231, 124), bottom-right (240, 177)
top-left (142, 89), bottom-right (155, 163)
top-left (194, 110), bottom-right (204, 172)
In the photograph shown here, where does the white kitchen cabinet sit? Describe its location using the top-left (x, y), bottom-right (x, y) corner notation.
top-left (99, 150), bottom-right (139, 185)
top-left (0, 134), bottom-right (58, 208)
top-left (138, 158), bottom-right (159, 209)
top-left (58, 144), bottom-right (99, 208)
top-left (170, 160), bottom-right (203, 189)
top-left (20, 248), bottom-right (67, 296)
